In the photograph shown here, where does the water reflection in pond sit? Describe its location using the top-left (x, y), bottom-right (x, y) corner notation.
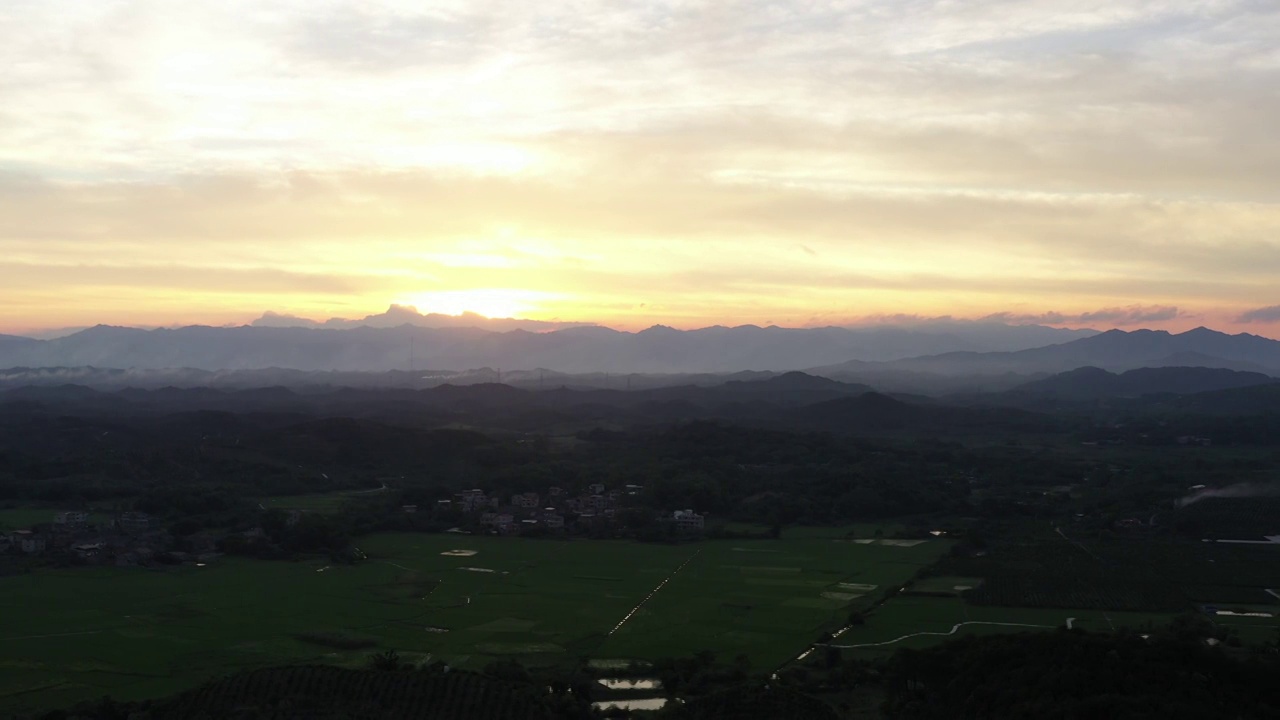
top-left (592, 698), bottom-right (668, 711)
top-left (598, 678), bottom-right (662, 690)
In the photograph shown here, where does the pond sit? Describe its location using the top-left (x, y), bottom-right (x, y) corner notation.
top-left (592, 698), bottom-right (668, 711)
top-left (598, 678), bottom-right (662, 690)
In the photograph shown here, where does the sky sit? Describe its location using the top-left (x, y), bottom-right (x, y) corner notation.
top-left (1, 0), bottom-right (1279, 335)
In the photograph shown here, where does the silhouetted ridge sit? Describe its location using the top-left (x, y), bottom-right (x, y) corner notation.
top-left (796, 392), bottom-right (1056, 434)
top-left (0, 321), bottom-right (1099, 374)
top-left (755, 371), bottom-right (843, 388)
top-left (1014, 366), bottom-right (1277, 399)
top-left (0, 333), bottom-right (38, 350)
top-left (874, 328), bottom-right (1280, 376)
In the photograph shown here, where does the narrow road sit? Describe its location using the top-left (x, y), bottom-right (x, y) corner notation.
top-left (1055, 526), bottom-right (1102, 561)
top-left (1055, 526), bottom-right (1114, 630)
top-left (825, 620), bottom-right (1057, 649)
top-left (608, 549), bottom-right (702, 636)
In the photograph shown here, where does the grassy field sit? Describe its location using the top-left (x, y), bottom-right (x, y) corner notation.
top-left (1209, 604), bottom-right (1280, 644)
top-left (0, 507), bottom-right (64, 531)
top-left (0, 530), bottom-right (949, 713)
top-left (258, 488), bottom-right (388, 514)
top-left (934, 534), bottom-right (1280, 612)
top-left (0, 506), bottom-right (120, 532)
top-left (830, 595), bottom-right (1176, 660)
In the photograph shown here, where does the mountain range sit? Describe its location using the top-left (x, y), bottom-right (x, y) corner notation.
top-left (0, 319), bottom-right (1096, 374)
top-left (0, 320), bottom-right (1277, 384)
top-left (0, 372), bottom-right (1055, 437)
top-left (249, 305), bottom-right (598, 333)
top-left (1009, 366), bottom-right (1278, 400)
top-left (8, 368), bottom-right (1275, 443)
top-left (817, 328), bottom-right (1280, 379)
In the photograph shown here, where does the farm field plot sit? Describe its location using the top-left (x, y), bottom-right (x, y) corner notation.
top-left (0, 531), bottom-right (949, 714)
top-left (258, 488), bottom-right (386, 514)
top-left (598, 530), bottom-right (946, 663)
top-left (907, 576), bottom-right (983, 595)
top-left (830, 595), bottom-right (1174, 660)
top-left (1172, 496), bottom-right (1280, 541)
top-left (0, 507), bottom-right (110, 531)
top-left (1209, 604), bottom-right (1280, 644)
top-left (937, 536), bottom-right (1280, 612)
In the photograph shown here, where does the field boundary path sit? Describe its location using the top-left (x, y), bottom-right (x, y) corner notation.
top-left (1054, 526), bottom-right (1102, 561)
top-left (1, 630), bottom-right (103, 641)
top-left (825, 620), bottom-right (1058, 649)
top-left (607, 549), bottom-right (703, 636)
top-left (1054, 526), bottom-right (1115, 630)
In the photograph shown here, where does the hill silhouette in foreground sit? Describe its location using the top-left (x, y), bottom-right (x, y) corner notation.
top-left (848, 327), bottom-right (1280, 377)
top-left (1010, 366), bottom-right (1278, 400)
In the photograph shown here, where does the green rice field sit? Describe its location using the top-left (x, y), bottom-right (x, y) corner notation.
top-left (258, 488), bottom-right (387, 514)
top-left (0, 508), bottom-right (111, 532)
top-left (829, 594), bottom-right (1177, 660)
top-left (0, 530), bottom-right (948, 713)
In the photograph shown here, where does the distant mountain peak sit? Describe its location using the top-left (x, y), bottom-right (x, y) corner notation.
top-left (250, 306), bottom-right (596, 333)
top-left (746, 371), bottom-right (842, 389)
top-left (3, 320), bottom-right (1259, 377)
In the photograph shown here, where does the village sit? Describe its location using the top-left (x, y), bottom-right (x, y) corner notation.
top-left (0, 509), bottom-right (196, 566)
top-left (425, 483), bottom-right (707, 536)
top-left (1, 482), bottom-right (709, 568)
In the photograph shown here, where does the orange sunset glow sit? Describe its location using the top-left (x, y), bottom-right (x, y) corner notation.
top-left (1, 2), bottom-right (1278, 336)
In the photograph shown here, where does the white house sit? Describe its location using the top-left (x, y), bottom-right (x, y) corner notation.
top-left (117, 512), bottom-right (155, 534)
top-left (511, 492), bottom-right (540, 509)
top-left (55, 511), bottom-right (89, 526)
top-left (10, 530), bottom-right (47, 554)
top-left (672, 510), bottom-right (705, 531)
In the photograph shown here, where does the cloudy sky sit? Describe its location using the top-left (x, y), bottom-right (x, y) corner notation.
top-left (2, 0), bottom-right (1278, 333)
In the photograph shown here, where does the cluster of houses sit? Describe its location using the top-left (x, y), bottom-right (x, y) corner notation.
top-left (423, 483), bottom-right (706, 536)
top-left (1, 510), bottom-right (183, 566)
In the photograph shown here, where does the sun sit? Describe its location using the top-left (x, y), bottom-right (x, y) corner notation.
top-left (399, 289), bottom-right (543, 319)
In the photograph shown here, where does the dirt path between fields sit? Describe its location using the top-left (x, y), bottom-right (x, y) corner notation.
top-left (607, 549), bottom-right (703, 636)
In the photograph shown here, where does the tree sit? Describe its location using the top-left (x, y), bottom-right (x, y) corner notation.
top-left (483, 658), bottom-right (531, 683)
top-left (368, 650), bottom-right (403, 671)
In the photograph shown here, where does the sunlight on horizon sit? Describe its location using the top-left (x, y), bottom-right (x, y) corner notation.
top-left (1, 2), bottom-right (1278, 334)
top-left (396, 289), bottom-right (554, 320)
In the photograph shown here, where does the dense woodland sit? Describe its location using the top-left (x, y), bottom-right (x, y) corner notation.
top-left (3, 384), bottom-right (1275, 531)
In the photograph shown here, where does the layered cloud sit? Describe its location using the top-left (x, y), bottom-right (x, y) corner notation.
top-left (985, 306), bottom-right (1183, 326)
top-left (1, 1), bottom-right (1278, 332)
top-left (1236, 305), bottom-right (1280, 324)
